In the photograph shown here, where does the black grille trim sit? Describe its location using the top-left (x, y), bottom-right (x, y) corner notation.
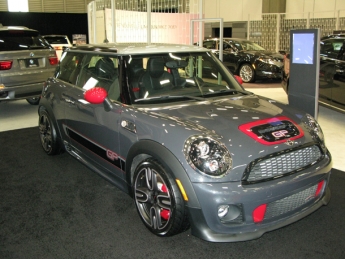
top-left (264, 183), bottom-right (320, 220)
top-left (242, 142), bottom-right (324, 185)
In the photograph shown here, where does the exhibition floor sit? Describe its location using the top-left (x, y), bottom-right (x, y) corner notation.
top-left (1, 85), bottom-right (345, 258)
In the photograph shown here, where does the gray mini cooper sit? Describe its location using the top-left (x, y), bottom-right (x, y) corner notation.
top-left (38, 43), bottom-right (332, 242)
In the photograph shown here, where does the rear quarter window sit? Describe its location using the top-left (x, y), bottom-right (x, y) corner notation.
top-left (56, 52), bottom-right (85, 84)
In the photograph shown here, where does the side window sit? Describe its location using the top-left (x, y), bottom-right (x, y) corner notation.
top-left (203, 41), bottom-right (216, 49)
top-left (77, 55), bottom-right (120, 101)
top-left (56, 52), bottom-right (85, 84)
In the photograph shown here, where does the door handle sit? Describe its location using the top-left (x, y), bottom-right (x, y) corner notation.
top-left (62, 93), bottom-right (75, 105)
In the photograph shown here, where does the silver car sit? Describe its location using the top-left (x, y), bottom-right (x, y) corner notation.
top-left (38, 43), bottom-right (332, 242)
top-left (0, 24), bottom-right (58, 105)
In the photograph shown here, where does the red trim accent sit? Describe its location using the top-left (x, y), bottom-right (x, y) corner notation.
top-left (132, 87), bottom-right (140, 92)
top-left (315, 180), bottom-right (325, 197)
top-left (253, 204), bottom-right (267, 223)
top-left (160, 209), bottom-right (170, 220)
top-left (238, 116), bottom-right (304, 145)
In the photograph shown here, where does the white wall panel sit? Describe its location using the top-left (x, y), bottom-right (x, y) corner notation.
top-left (287, 0), bottom-right (345, 18)
top-left (204, 0), bottom-right (262, 21)
top-left (29, 0), bottom-right (43, 12)
top-left (66, 0), bottom-right (87, 13)
top-left (43, 0), bottom-right (64, 12)
top-left (0, 0), bottom-right (8, 11)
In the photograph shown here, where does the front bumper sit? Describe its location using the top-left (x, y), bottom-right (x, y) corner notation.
top-left (187, 154), bottom-right (332, 242)
top-left (188, 186), bottom-right (331, 242)
top-left (255, 62), bottom-right (283, 79)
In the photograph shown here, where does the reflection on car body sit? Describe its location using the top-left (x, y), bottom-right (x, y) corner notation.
top-left (39, 42), bottom-right (332, 242)
top-left (200, 38), bottom-right (284, 83)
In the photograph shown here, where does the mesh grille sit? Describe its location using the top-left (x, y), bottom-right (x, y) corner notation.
top-left (265, 184), bottom-right (318, 220)
top-left (247, 145), bottom-right (322, 182)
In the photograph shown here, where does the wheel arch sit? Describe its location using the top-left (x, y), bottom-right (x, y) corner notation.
top-left (38, 102), bottom-right (65, 153)
top-left (125, 139), bottom-right (200, 208)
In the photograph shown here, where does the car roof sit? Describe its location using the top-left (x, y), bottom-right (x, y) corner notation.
top-left (43, 35), bottom-right (69, 38)
top-left (67, 42), bottom-right (209, 55)
top-left (204, 37), bottom-right (249, 42)
top-left (0, 24), bottom-right (37, 32)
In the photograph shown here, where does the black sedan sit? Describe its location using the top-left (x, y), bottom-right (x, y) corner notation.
top-left (202, 38), bottom-right (284, 83)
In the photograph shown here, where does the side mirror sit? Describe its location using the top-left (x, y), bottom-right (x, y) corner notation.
top-left (84, 87), bottom-right (107, 104)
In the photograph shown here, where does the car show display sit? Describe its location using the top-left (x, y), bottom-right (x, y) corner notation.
top-left (38, 42), bottom-right (332, 242)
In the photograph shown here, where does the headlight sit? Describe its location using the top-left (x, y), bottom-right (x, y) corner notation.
top-left (183, 135), bottom-right (232, 178)
top-left (303, 114), bottom-right (325, 144)
top-left (258, 58), bottom-right (274, 64)
top-left (258, 58), bottom-right (282, 67)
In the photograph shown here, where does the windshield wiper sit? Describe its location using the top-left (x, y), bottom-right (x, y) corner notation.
top-left (203, 89), bottom-right (252, 96)
top-left (134, 95), bottom-right (205, 103)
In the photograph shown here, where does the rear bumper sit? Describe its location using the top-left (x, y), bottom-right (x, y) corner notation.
top-left (0, 82), bottom-right (43, 100)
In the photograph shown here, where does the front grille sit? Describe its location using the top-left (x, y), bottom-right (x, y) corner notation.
top-left (243, 144), bottom-right (323, 184)
top-left (264, 183), bottom-right (319, 220)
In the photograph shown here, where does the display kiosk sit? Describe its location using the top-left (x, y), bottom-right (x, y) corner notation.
top-left (288, 29), bottom-right (320, 118)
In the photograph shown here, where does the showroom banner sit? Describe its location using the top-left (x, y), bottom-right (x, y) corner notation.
top-left (91, 8), bottom-right (201, 44)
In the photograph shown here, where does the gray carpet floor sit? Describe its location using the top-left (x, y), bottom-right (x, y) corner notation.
top-left (1, 127), bottom-right (344, 259)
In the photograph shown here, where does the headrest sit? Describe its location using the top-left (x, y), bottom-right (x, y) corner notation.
top-left (129, 58), bottom-right (143, 75)
top-left (165, 60), bottom-right (188, 69)
top-left (95, 57), bottom-right (116, 78)
top-left (147, 57), bottom-right (165, 78)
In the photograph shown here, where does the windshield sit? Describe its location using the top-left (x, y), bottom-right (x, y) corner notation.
top-left (126, 51), bottom-right (245, 104)
top-left (44, 36), bottom-right (70, 44)
top-left (230, 40), bottom-right (265, 51)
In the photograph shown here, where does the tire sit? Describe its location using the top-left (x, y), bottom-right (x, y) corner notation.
top-left (38, 108), bottom-right (61, 155)
top-left (239, 64), bottom-right (255, 83)
top-left (133, 158), bottom-right (189, 237)
top-left (26, 97), bottom-right (40, 105)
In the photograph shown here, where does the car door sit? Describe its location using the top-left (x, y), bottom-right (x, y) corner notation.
top-left (224, 40), bottom-right (240, 72)
top-left (221, 41), bottom-right (236, 72)
top-left (63, 53), bottom-right (125, 182)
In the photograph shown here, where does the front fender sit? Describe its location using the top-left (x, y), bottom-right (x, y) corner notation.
top-left (125, 139), bottom-right (201, 209)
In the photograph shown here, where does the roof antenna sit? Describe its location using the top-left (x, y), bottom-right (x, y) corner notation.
top-left (103, 1), bottom-right (109, 43)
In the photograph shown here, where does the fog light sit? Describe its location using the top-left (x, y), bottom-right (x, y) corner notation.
top-left (218, 205), bottom-right (229, 218)
top-left (218, 204), bottom-right (243, 223)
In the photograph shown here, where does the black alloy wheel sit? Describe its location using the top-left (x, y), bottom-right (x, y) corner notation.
top-left (38, 108), bottom-right (61, 155)
top-left (133, 158), bottom-right (189, 237)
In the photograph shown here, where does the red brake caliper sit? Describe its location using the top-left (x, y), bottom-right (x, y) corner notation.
top-left (159, 183), bottom-right (170, 220)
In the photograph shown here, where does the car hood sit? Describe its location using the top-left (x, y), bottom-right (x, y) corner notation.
top-left (137, 94), bottom-right (314, 182)
top-left (241, 50), bottom-right (284, 59)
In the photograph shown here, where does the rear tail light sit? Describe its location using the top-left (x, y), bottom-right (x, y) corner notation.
top-left (54, 46), bottom-right (62, 50)
top-left (49, 55), bottom-right (59, 65)
top-left (0, 60), bottom-right (13, 70)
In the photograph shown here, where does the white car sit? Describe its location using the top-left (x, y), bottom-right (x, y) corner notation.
top-left (42, 35), bottom-right (72, 59)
